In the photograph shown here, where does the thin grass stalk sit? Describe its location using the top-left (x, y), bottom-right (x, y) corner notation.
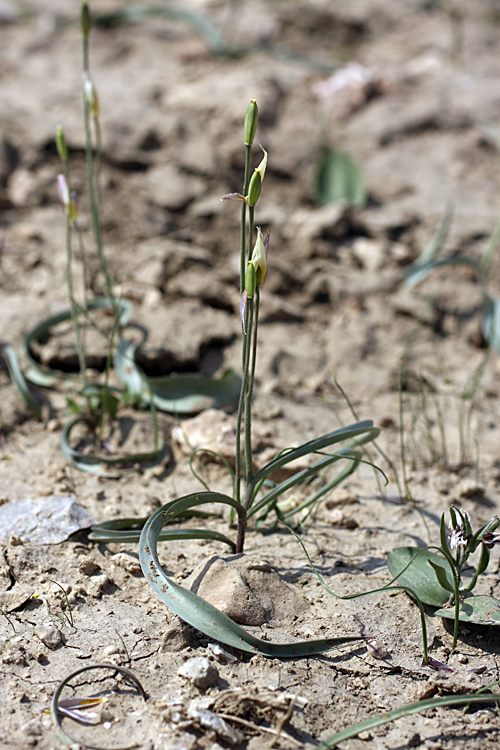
top-left (334, 375), bottom-right (405, 499)
top-left (62, 176), bottom-right (87, 389)
top-left (81, 7), bottom-right (114, 303)
top-left (97, 300), bottom-right (122, 446)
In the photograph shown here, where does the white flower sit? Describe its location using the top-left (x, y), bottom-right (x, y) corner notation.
top-left (447, 510), bottom-right (471, 550)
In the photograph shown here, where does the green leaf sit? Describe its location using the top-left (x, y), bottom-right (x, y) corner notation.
top-left (252, 420), bottom-right (379, 486)
top-left (24, 297), bottom-right (131, 386)
top-left (387, 547), bottom-right (454, 607)
top-left (427, 559), bottom-right (454, 593)
top-left (316, 693), bottom-right (500, 750)
top-left (89, 514), bottom-right (235, 550)
top-left (482, 295), bottom-right (500, 352)
top-left (139, 493), bottom-right (365, 657)
top-left (0, 342), bottom-right (41, 417)
top-left (404, 255), bottom-right (480, 289)
top-left (435, 595), bottom-right (500, 625)
top-left (60, 416), bottom-right (168, 478)
top-left (115, 340), bottom-right (241, 414)
top-left (315, 148), bottom-right (366, 208)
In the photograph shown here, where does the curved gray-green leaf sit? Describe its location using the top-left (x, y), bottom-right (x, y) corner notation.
top-left (60, 416), bottom-right (168, 478)
top-left (139, 493), bottom-right (364, 657)
top-left (482, 295), bottom-right (500, 352)
top-left (89, 517), bottom-right (235, 551)
top-left (316, 148), bottom-right (366, 208)
top-left (115, 339), bottom-right (241, 414)
top-left (24, 297), bottom-right (131, 386)
top-left (404, 255), bottom-right (480, 289)
top-left (252, 420), bottom-right (379, 485)
top-left (387, 547), bottom-right (453, 608)
top-left (317, 693), bottom-right (500, 750)
top-left (0, 342), bottom-right (40, 417)
top-left (435, 594), bottom-right (500, 625)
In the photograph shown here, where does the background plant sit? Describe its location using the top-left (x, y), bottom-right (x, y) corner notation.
top-left (389, 505), bottom-right (500, 650)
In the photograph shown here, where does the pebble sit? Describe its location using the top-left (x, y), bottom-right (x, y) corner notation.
top-left (33, 622), bottom-right (62, 650)
top-left (78, 554), bottom-right (99, 576)
top-left (178, 656), bottom-right (218, 689)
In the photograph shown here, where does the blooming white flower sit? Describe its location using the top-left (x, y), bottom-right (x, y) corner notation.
top-left (447, 510), bottom-right (471, 550)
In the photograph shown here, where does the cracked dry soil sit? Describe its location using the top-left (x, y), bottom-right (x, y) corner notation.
top-left (2, 1), bottom-right (500, 749)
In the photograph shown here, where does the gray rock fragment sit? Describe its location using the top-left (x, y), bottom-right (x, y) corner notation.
top-left (34, 622), bottom-right (62, 650)
top-left (178, 656), bottom-right (218, 689)
top-left (0, 496), bottom-right (95, 545)
top-left (187, 699), bottom-right (243, 745)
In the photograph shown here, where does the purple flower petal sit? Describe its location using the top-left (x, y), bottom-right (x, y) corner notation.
top-left (422, 655), bottom-right (456, 672)
top-left (240, 290), bottom-right (247, 333)
top-left (220, 192), bottom-right (246, 202)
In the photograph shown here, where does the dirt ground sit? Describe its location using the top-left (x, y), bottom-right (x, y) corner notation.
top-left (2, 1), bottom-right (500, 748)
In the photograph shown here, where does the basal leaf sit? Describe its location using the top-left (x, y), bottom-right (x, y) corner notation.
top-left (60, 416), bottom-right (168, 478)
top-left (139, 493), bottom-right (365, 657)
top-left (315, 148), bottom-right (366, 208)
top-left (387, 547), bottom-right (453, 608)
top-left (482, 295), bottom-right (500, 353)
top-left (0, 342), bottom-right (40, 417)
top-left (24, 297), bottom-right (131, 386)
top-left (115, 340), bottom-right (241, 414)
top-left (435, 594), bottom-right (500, 625)
top-left (404, 255), bottom-right (480, 289)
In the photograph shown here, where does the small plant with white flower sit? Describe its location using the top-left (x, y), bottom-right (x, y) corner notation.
top-left (388, 506), bottom-right (500, 650)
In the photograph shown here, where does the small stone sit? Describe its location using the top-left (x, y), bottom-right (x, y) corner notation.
top-left (78, 554), bottom-right (99, 576)
top-left (34, 622), bottom-right (62, 650)
top-left (178, 656), bottom-right (218, 689)
top-left (102, 644), bottom-right (125, 657)
top-left (351, 237), bottom-right (385, 272)
top-left (112, 552), bottom-right (142, 575)
top-left (87, 573), bottom-right (111, 598)
top-left (358, 730), bottom-right (372, 740)
top-left (456, 653), bottom-right (468, 664)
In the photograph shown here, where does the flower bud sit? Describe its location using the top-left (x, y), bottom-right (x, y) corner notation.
top-left (81, 0), bottom-right (91, 39)
top-left (83, 74), bottom-right (99, 117)
top-left (256, 145), bottom-right (267, 181)
top-left (57, 174), bottom-right (77, 220)
top-left (244, 100), bottom-right (258, 146)
top-left (245, 261), bottom-right (256, 299)
top-left (251, 227), bottom-right (267, 285)
top-left (246, 170), bottom-right (262, 207)
top-left (55, 125), bottom-right (68, 163)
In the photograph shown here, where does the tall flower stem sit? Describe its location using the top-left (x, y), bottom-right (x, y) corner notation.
top-left (81, 2), bottom-right (114, 303)
top-left (235, 144), bottom-right (254, 504)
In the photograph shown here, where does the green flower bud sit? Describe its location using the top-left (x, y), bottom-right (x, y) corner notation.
top-left (244, 100), bottom-right (258, 146)
top-left (251, 227), bottom-right (267, 285)
top-left (55, 125), bottom-right (68, 163)
top-left (245, 261), bottom-right (256, 299)
top-left (247, 169), bottom-right (262, 207)
top-left (81, 1), bottom-right (91, 39)
top-left (83, 74), bottom-right (99, 118)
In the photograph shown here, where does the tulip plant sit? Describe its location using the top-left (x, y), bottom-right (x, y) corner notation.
top-left (389, 506), bottom-right (500, 649)
top-left (91, 99), bottom-right (379, 656)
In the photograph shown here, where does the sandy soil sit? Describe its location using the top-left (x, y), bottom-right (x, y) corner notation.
top-left (2, 1), bottom-right (500, 748)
